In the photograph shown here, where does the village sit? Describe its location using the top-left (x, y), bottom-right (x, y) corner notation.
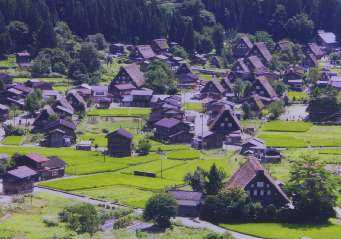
top-left (1, 11), bottom-right (341, 239)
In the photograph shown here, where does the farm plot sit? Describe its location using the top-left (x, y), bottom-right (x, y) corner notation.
top-left (74, 185), bottom-right (155, 208)
top-left (1, 136), bottom-right (23, 145)
top-left (39, 172), bottom-right (182, 191)
top-left (258, 125), bottom-right (341, 148)
top-left (261, 121), bottom-right (312, 132)
top-left (87, 107), bottom-right (151, 117)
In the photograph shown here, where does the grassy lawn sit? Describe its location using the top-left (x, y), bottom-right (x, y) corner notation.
top-left (197, 73), bottom-right (213, 81)
top-left (0, 192), bottom-right (80, 239)
top-left (39, 172), bottom-right (182, 191)
top-left (0, 55), bottom-right (16, 68)
top-left (167, 149), bottom-right (201, 160)
top-left (184, 102), bottom-right (203, 112)
top-left (1, 136), bottom-right (23, 145)
top-left (261, 121), bottom-right (312, 132)
top-left (221, 220), bottom-right (341, 239)
top-left (258, 125), bottom-right (341, 148)
top-left (87, 107), bottom-right (151, 117)
top-left (288, 91), bottom-right (309, 102)
top-left (101, 57), bottom-right (124, 83)
top-left (74, 185), bottom-right (154, 208)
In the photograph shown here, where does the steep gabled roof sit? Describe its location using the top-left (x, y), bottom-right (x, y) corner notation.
top-left (307, 43), bottom-right (324, 58)
top-left (54, 96), bottom-right (74, 115)
top-left (155, 117), bottom-right (181, 129)
top-left (26, 153), bottom-right (50, 163)
top-left (7, 166), bottom-right (37, 179)
top-left (247, 56), bottom-right (265, 70)
top-left (45, 119), bottom-right (76, 131)
top-left (235, 58), bottom-right (250, 72)
top-left (226, 157), bottom-right (290, 203)
top-left (317, 30), bottom-right (337, 44)
top-left (253, 42), bottom-right (272, 63)
top-left (106, 128), bottom-right (133, 140)
top-left (122, 64), bottom-right (145, 88)
top-left (256, 76), bottom-right (278, 99)
top-left (208, 107), bottom-right (241, 131)
top-left (153, 39), bottom-right (169, 50)
top-left (136, 45), bottom-right (156, 59)
top-left (201, 80), bottom-right (225, 94)
top-left (239, 35), bottom-right (253, 49)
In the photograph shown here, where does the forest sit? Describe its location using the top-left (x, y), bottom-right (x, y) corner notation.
top-left (1, 0), bottom-right (341, 56)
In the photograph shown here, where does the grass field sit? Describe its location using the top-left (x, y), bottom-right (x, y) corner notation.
top-left (221, 220), bottom-right (341, 239)
top-left (261, 121), bottom-right (312, 132)
top-left (0, 55), bottom-right (16, 68)
top-left (258, 125), bottom-right (341, 148)
top-left (287, 91), bottom-right (309, 102)
top-left (87, 107), bottom-right (151, 117)
top-left (1, 136), bottom-right (23, 145)
top-left (184, 102), bottom-right (204, 112)
top-left (74, 185), bottom-right (155, 208)
top-left (167, 150), bottom-right (201, 160)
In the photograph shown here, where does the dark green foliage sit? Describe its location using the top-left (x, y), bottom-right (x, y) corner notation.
top-left (204, 232), bottom-right (234, 239)
top-left (268, 100), bottom-right (285, 120)
top-left (184, 164), bottom-right (226, 195)
top-left (59, 203), bottom-right (101, 235)
top-left (143, 193), bottom-right (177, 229)
top-left (137, 138), bottom-right (152, 155)
top-left (169, 45), bottom-right (188, 59)
top-left (286, 155), bottom-right (337, 223)
top-left (25, 89), bottom-right (43, 114)
top-left (146, 60), bottom-right (177, 94)
top-left (285, 13), bottom-right (314, 43)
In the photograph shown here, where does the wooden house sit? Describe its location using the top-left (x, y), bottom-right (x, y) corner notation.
top-left (110, 64), bottom-right (145, 93)
top-left (283, 66), bottom-right (305, 91)
top-left (154, 118), bottom-right (193, 143)
top-left (246, 76), bottom-right (278, 100)
top-left (176, 63), bottom-right (199, 88)
top-left (243, 94), bottom-right (273, 117)
top-left (16, 51), bottom-right (32, 68)
top-left (0, 73), bottom-right (13, 85)
top-left (316, 30), bottom-right (338, 53)
top-left (208, 108), bottom-right (241, 137)
top-left (151, 39), bottom-right (169, 54)
top-left (66, 90), bottom-right (87, 113)
top-left (111, 83), bottom-right (136, 101)
top-left (245, 55), bottom-right (267, 73)
top-left (233, 36), bottom-right (253, 58)
top-left (168, 190), bottom-right (203, 218)
top-left (131, 45), bottom-right (156, 60)
top-left (225, 157), bottom-right (290, 207)
top-left (110, 43), bottom-right (126, 55)
top-left (200, 80), bottom-right (225, 99)
top-left (33, 105), bottom-right (57, 133)
top-left (3, 166), bottom-right (37, 194)
top-left (303, 53), bottom-right (318, 68)
top-left (106, 128), bottom-right (133, 157)
top-left (306, 43), bottom-right (324, 59)
top-left (0, 104), bottom-right (9, 121)
top-left (122, 89), bottom-right (153, 107)
top-left (249, 42), bottom-right (272, 66)
top-left (24, 79), bottom-right (53, 90)
top-left (44, 119), bottom-right (76, 147)
top-left (91, 85), bottom-right (111, 105)
top-left (52, 97), bottom-right (74, 118)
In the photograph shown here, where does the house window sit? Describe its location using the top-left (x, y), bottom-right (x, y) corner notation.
top-left (251, 184), bottom-right (254, 188)
top-left (267, 190), bottom-right (271, 196)
top-left (256, 86), bottom-right (260, 90)
top-left (220, 123), bottom-right (225, 127)
top-left (260, 190), bottom-right (264, 196)
top-left (228, 123), bottom-right (233, 128)
top-left (266, 184), bottom-right (270, 188)
top-left (257, 182), bottom-right (264, 187)
top-left (260, 90), bottom-right (264, 95)
top-left (253, 190), bottom-right (257, 196)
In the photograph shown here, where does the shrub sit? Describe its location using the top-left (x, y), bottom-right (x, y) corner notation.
top-left (143, 193), bottom-right (177, 229)
top-left (42, 216), bottom-right (59, 227)
top-left (113, 214), bottom-right (135, 229)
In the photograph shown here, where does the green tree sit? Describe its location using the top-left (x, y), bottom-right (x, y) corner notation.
top-left (286, 154), bottom-right (337, 223)
top-left (233, 79), bottom-right (251, 101)
top-left (212, 24), bottom-right (225, 55)
top-left (251, 31), bottom-right (275, 51)
top-left (146, 60), bottom-right (177, 94)
top-left (7, 21), bottom-right (29, 51)
top-left (170, 45), bottom-right (188, 59)
top-left (267, 100), bottom-right (284, 120)
top-left (25, 89), bottom-right (43, 114)
top-left (78, 42), bottom-right (101, 73)
top-left (59, 203), bottom-right (101, 235)
top-left (137, 138), bottom-right (152, 155)
top-left (184, 166), bottom-right (207, 193)
top-left (143, 193), bottom-right (177, 229)
top-left (285, 13), bottom-right (314, 43)
top-left (206, 163), bottom-right (226, 195)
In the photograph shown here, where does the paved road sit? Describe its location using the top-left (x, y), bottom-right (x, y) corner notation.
top-left (177, 217), bottom-right (262, 239)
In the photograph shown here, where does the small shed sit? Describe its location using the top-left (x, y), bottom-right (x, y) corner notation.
top-left (168, 190), bottom-right (203, 218)
top-left (76, 141), bottom-right (92, 151)
top-left (3, 166), bottom-right (37, 194)
top-left (106, 128), bottom-right (133, 157)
